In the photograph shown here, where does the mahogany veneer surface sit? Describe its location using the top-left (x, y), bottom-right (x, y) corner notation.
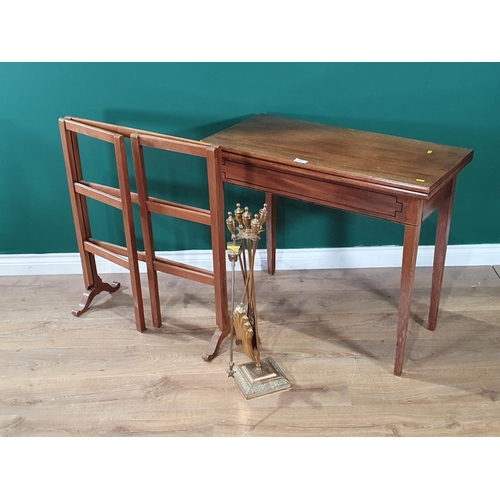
top-left (204, 114), bottom-right (473, 195)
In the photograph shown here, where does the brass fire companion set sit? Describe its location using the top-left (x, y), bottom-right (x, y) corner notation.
top-left (225, 203), bottom-right (291, 399)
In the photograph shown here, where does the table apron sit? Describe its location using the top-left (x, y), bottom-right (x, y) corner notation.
top-left (221, 158), bottom-right (429, 225)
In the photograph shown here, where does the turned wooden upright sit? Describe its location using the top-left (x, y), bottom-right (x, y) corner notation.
top-left (203, 114), bottom-right (474, 375)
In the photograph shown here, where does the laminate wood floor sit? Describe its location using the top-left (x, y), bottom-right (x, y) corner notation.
top-left (1, 266), bottom-right (499, 437)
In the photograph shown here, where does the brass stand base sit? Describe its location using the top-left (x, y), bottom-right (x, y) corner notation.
top-left (233, 357), bottom-right (291, 399)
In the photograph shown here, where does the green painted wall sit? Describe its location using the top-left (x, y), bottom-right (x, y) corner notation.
top-left (1, 62), bottom-right (499, 254)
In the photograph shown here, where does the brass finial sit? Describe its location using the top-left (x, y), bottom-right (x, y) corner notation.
top-left (242, 206), bottom-right (252, 232)
top-left (234, 203), bottom-right (244, 228)
top-left (259, 204), bottom-right (267, 227)
top-left (251, 214), bottom-right (261, 235)
top-left (226, 211), bottom-right (236, 236)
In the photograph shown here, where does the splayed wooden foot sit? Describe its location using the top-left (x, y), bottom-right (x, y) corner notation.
top-left (72, 277), bottom-right (121, 317)
top-left (202, 326), bottom-right (230, 361)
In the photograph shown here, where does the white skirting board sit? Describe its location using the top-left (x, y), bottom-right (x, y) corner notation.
top-left (1, 244), bottom-right (499, 276)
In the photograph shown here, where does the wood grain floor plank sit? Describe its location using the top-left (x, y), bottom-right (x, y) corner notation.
top-left (1, 266), bottom-right (499, 436)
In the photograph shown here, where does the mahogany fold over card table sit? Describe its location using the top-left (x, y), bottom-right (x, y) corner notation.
top-left (202, 114), bottom-right (473, 376)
